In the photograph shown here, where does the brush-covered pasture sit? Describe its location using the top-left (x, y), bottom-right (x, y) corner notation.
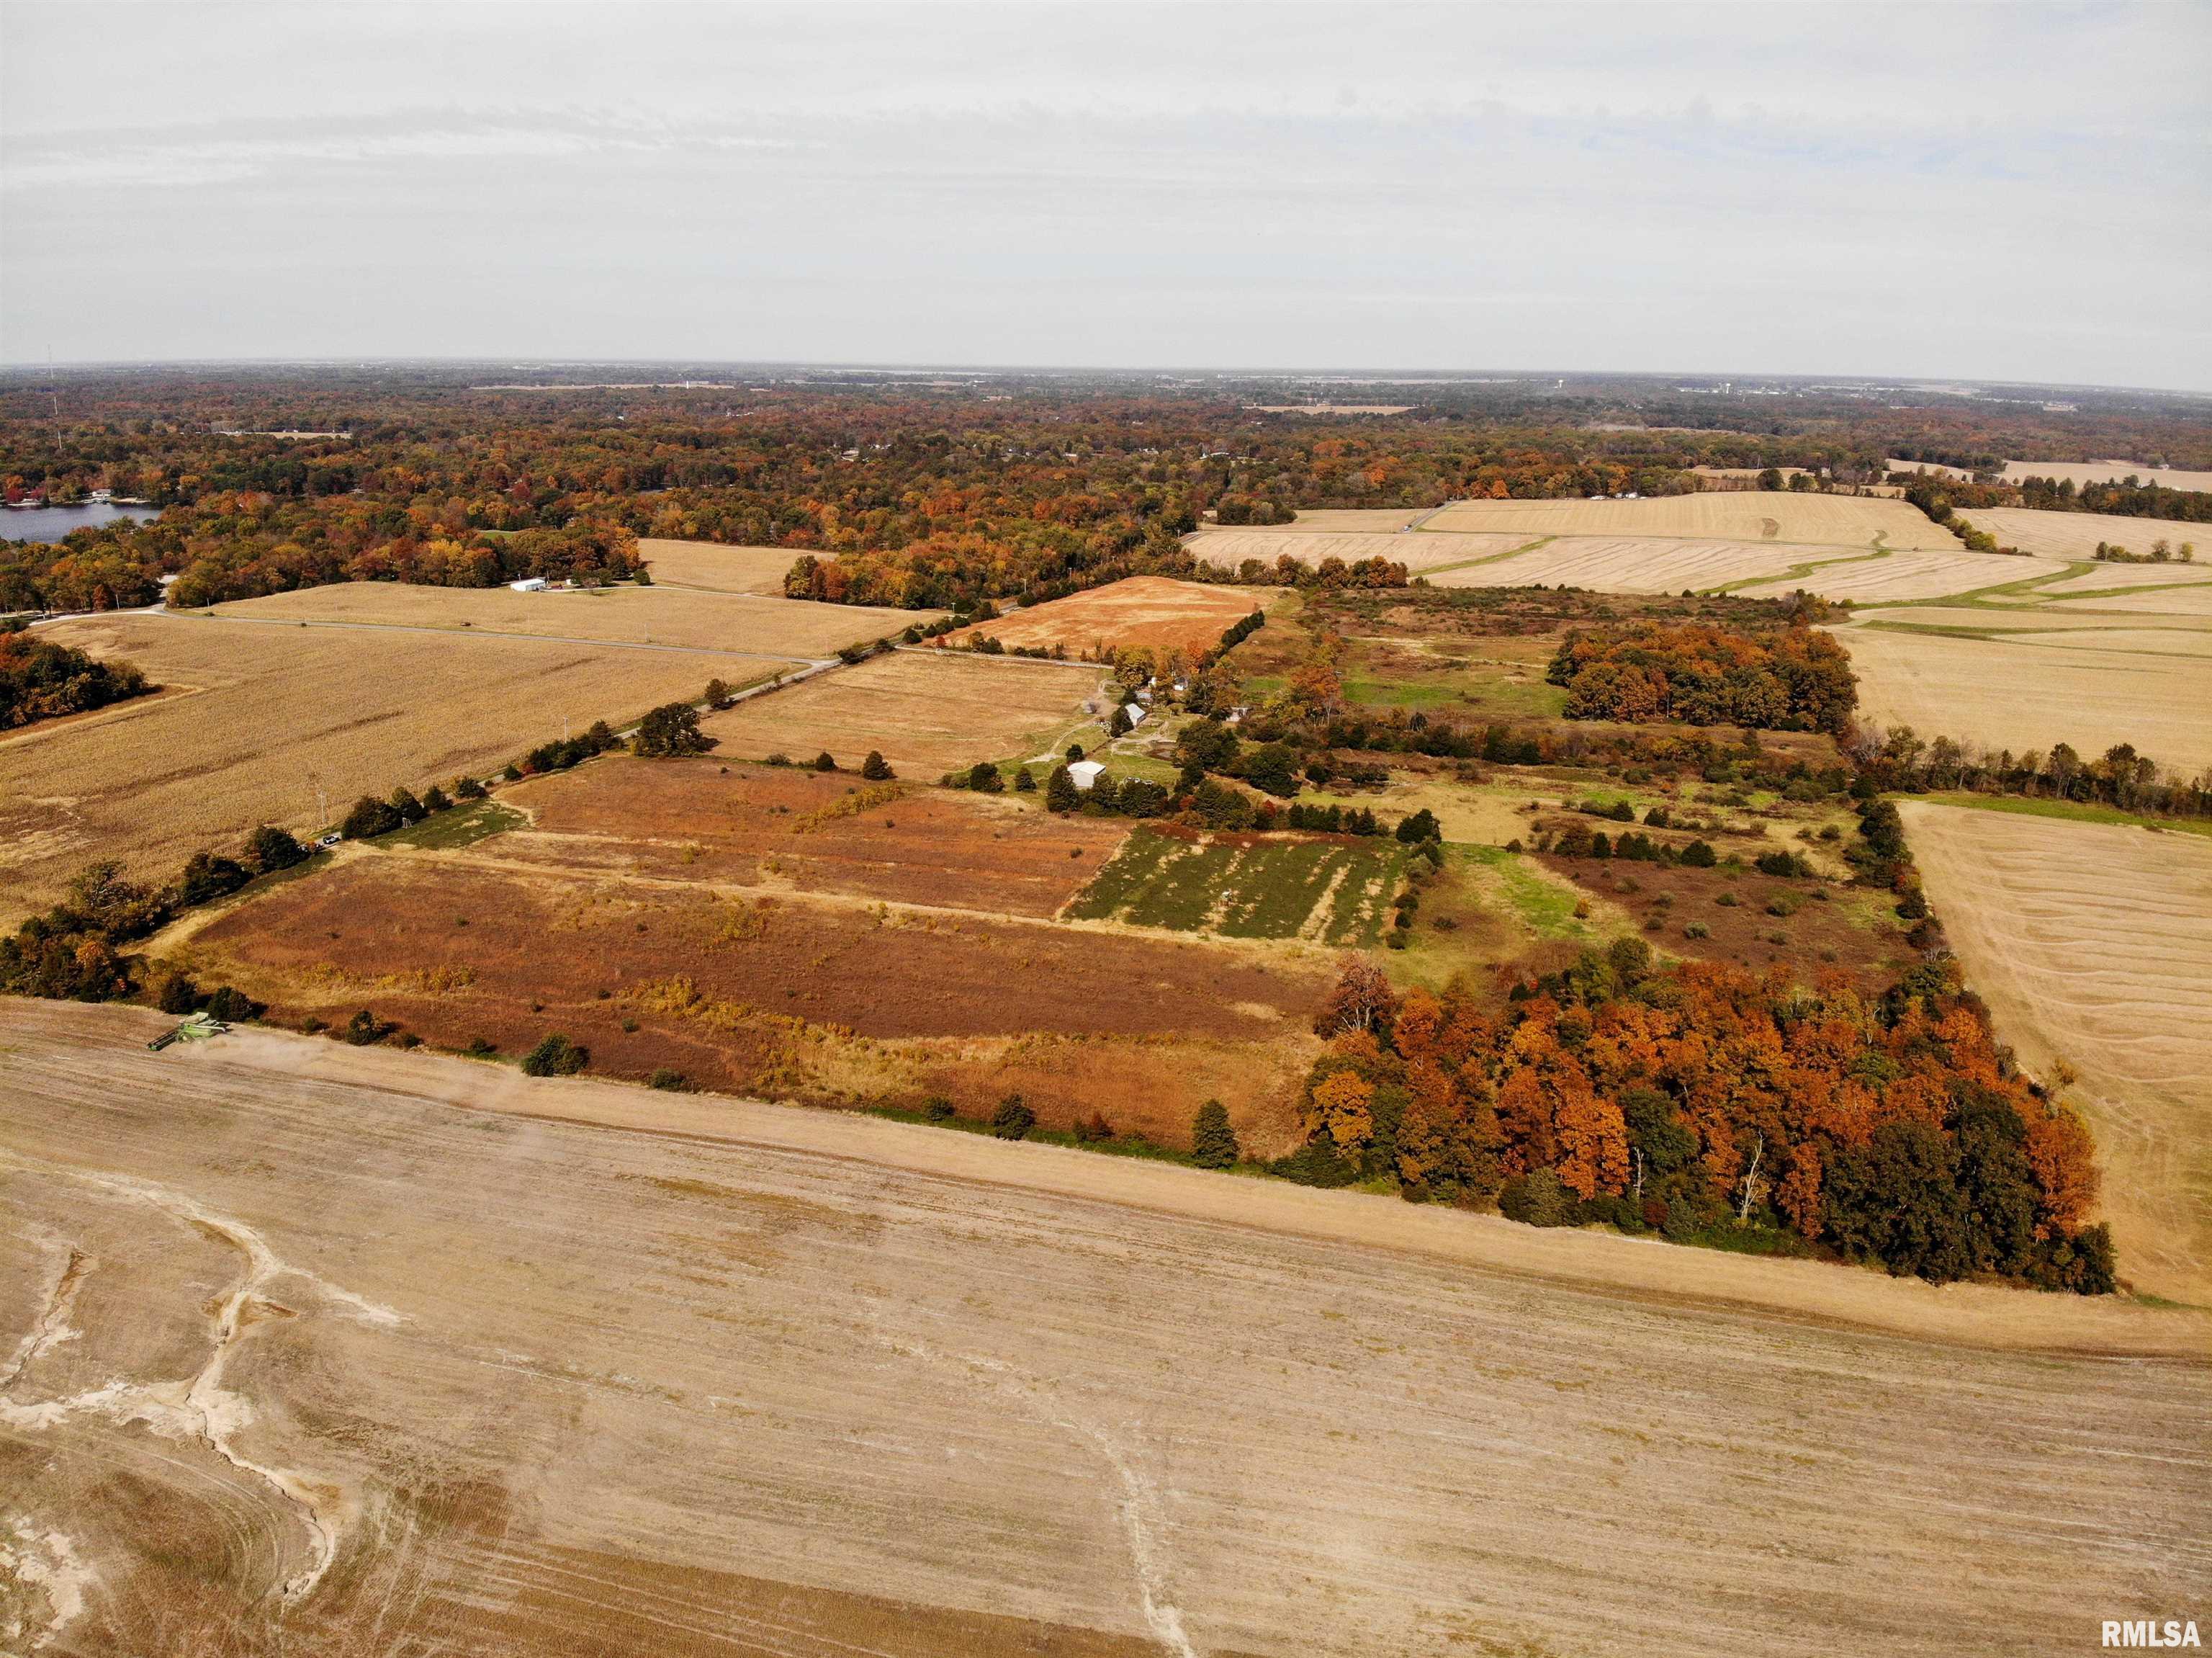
top-left (1066, 825), bottom-right (1406, 945)
top-left (490, 755), bottom-right (1133, 917)
top-left (701, 650), bottom-right (1111, 773)
top-left (175, 851), bottom-right (1328, 1146)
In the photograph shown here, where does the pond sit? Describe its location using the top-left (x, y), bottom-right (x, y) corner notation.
top-left (1, 502), bottom-right (161, 543)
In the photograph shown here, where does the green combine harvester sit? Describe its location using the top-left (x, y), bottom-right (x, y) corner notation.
top-left (148, 1012), bottom-right (229, 1052)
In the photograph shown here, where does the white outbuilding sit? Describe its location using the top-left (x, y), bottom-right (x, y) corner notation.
top-left (1067, 760), bottom-right (1107, 790)
top-left (508, 577), bottom-right (549, 593)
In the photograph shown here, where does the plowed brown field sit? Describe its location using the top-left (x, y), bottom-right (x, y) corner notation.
top-left (1, 1002), bottom-right (2205, 1658)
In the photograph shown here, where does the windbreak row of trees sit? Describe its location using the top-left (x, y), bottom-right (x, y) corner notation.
top-left (1847, 725), bottom-right (2212, 819)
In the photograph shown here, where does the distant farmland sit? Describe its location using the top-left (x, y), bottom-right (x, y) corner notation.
top-left (1951, 506), bottom-right (2208, 562)
top-left (1424, 492), bottom-right (1963, 550)
top-left (205, 578), bottom-right (919, 658)
top-left (941, 576), bottom-right (1268, 658)
top-left (634, 537), bottom-right (813, 594)
top-left (0, 614), bottom-right (802, 925)
top-left (701, 650), bottom-right (1110, 774)
top-left (1190, 529), bottom-right (1532, 575)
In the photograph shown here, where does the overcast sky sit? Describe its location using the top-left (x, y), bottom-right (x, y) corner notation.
top-left (3, 1), bottom-right (2207, 387)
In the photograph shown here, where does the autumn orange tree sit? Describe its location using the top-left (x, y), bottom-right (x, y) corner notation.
top-left (1292, 947), bottom-right (2112, 1292)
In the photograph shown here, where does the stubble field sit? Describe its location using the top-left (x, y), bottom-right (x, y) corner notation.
top-left (700, 650), bottom-right (1111, 774)
top-left (941, 576), bottom-right (1267, 658)
top-left (1959, 506), bottom-right (2208, 562)
top-left (204, 580), bottom-right (919, 659)
top-left (634, 537), bottom-right (811, 593)
top-left (1997, 460), bottom-right (2212, 492)
top-left (1424, 492), bottom-right (1962, 549)
top-left (1422, 534), bottom-right (1861, 593)
top-left (0, 615), bottom-right (804, 926)
top-left (1838, 621), bottom-right (2212, 774)
top-left (1188, 529), bottom-right (1532, 574)
top-left (2, 1002), bottom-right (2205, 1658)
top-left (1899, 803), bottom-right (2212, 1307)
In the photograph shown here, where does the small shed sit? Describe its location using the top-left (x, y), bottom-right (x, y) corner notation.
top-left (1067, 760), bottom-right (1107, 791)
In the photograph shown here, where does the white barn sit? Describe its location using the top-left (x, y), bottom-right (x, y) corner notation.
top-left (1067, 760), bottom-right (1107, 791)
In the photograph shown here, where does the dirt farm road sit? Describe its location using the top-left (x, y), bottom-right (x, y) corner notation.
top-left (2, 1000), bottom-right (2207, 1657)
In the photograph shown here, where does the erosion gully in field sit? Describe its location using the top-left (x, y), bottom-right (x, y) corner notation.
top-left (1, 1003), bottom-right (2206, 1658)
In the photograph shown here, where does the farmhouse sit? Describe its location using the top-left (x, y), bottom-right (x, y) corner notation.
top-left (1067, 760), bottom-right (1107, 790)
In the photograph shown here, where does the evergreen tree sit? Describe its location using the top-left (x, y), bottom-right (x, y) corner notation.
top-left (1191, 1100), bottom-right (1240, 1168)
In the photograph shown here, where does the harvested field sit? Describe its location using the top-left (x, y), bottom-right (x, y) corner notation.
top-left (1998, 459), bottom-right (2212, 492)
top-left (0, 614), bottom-right (801, 926)
top-left (1838, 620), bottom-right (2212, 774)
top-left (1424, 493), bottom-right (1961, 550)
top-left (1957, 506), bottom-right (2208, 562)
top-left (1259, 506), bottom-right (1431, 532)
top-left (1189, 529), bottom-right (1531, 574)
top-left (205, 579), bottom-right (918, 659)
top-left (1246, 403), bottom-right (1413, 414)
top-left (2017, 562), bottom-right (2212, 596)
top-left (940, 576), bottom-right (1267, 658)
top-left (700, 650), bottom-right (1110, 774)
top-left (1424, 534), bottom-right (1865, 593)
top-left (174, 852), bottom-right (1326, 1137)
top-left (485, 754), bottom-right (1130, 916)
top-left (1734, 547), bottom-right (2068, 604)
top-left (1066, 826), bottom-right (1406, 946)
top-left (1899, 804), bottom-right (2212, 1306)
top-left (1, 1000), bottom-right (2206, 1657)
top-left (2058, 583), bottom-right (2212, 616)
top-left (634, 536), bottom-right (809, 593)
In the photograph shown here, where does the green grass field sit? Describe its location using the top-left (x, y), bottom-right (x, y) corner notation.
top-left (1066, 828), bottom-right (1404, 944)
top-left (383, 799), bottom-right (528, 851)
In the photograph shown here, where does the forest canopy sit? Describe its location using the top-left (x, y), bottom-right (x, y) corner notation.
top-left (1547, 621), bottom-right (1858, 734)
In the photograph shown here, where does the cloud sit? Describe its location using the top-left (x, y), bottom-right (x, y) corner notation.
top-left (2, 1), bottom-right (2206, 386)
